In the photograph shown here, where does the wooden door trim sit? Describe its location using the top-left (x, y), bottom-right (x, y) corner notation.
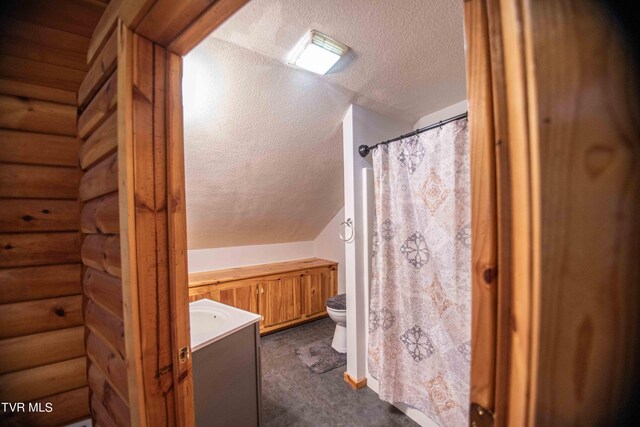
top-left (166, 47), bottom-right (195, 427)
top-left (116, 21), bottom-right (146, 427)
top-left (463, 0), bottom-right (500, 416)
top-left (88, 0), bottom-right (250, 64)
top-left (100, 1), bottom-right (250, 425)
top-left (465, 1), bottom-right (640, 425)
top-left (116, 20), bottom-right (201, 426)
top-left (483, 0), bottom-right (513, 423)
top-left (493, 1), bottom-right (536, 424)
top-left (464, 0), bottom-right (536, 423)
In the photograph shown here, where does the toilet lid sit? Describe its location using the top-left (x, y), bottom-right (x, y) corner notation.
top-left (326, 293), bottom-right (346, 310)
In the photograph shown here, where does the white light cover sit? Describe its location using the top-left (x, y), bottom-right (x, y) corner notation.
top-left (289, 30), bottom-right (348, 75)
top-left (294, 43), bottom-right (341, 75)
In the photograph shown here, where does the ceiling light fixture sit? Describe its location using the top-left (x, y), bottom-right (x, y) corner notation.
top-left (288, 30), bottom-right (349, 75)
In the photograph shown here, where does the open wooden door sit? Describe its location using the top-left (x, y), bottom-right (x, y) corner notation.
top-left (464, 0), bottom-right (640, 425)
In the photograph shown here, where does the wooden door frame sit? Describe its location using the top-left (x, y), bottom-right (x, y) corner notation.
top-left (464, 0), bottom-right (514, 424)
top-left (465, 1), bottom-right (640, 426)
top-left (101, 1), bottom-right (250, 426)
top-left (104, 0), bottom-right (509, 426)
top-left (118, 24), bottom-right (195, 426)
top-left (101, 0), bottom-right (504, 424)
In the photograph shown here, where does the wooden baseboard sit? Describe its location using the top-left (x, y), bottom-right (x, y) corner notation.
top-left (344, 372), bottom-right (367, 390)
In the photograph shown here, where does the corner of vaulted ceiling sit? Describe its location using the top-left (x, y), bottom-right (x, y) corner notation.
top-left (183, 0), bottom-right (466, 250)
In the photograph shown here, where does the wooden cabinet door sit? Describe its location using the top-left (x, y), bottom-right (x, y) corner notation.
top-left (304, 268), bottom-right (337, 316)
top-left (214, 281), bottom-right (259, 315)
top-left (329, 268), bottom-right (337, 297)
top-left (259, 276), bottom-right (303, 328)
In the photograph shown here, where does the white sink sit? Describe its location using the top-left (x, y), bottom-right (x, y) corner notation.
top-left (189, 299), bottom-right (261, 351)
top-left (190, 306), bottom-right (228, 345)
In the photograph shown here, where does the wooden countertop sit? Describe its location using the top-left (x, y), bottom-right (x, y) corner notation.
top-left (189, 258), bottom-right (337, 287)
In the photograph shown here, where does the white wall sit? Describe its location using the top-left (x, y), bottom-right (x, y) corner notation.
top-left (413, 99), bottom-right (468, 130)
top-left (343, 104), bottom-right (412, 382)
top-left (188, 241), bottom-right (315, 272)
top-left (188, 208), bottom-right (346, 293)
top-left (314, 207), bottom-right (346, 293)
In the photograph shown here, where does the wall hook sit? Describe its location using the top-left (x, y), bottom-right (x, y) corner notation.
top-left (339, 218), bottom-right (354, 241)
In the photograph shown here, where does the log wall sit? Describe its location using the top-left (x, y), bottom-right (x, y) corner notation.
top-left (0, 2), bottom-right (107, 424)
top-left (78, 26), bottom-right (132, 426)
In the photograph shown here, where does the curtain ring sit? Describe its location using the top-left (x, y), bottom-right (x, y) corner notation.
top-left (439, 120), bottom-right (443, 129)
top-left (339, 218), bottom-right (354, 241)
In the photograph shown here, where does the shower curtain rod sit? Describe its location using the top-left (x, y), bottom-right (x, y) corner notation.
top-left (357, 111), bottom-right (468, 157)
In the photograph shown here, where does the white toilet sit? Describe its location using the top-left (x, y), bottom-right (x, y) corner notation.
top-left (326, 293), bottom-right (347, 353)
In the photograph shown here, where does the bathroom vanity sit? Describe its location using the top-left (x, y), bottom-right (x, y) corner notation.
top-left (188, 258), bottom-right (338, 334)
top-left (190, 299), bottom-right (262, 426)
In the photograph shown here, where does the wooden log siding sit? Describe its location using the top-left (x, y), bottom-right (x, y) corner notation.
top-left (0, 3), bottom-right (106, 425)
top-left (86, 331), bottom-right (129, 401)
top-left (0, 129), bottom-right (80, 167)
top-left (0, 387), bottom-right (90, 427)
top-left (79, 111), bottom-right (117, 170)
top-left (0, 199), bottom-right (80, 233)
top-left (76, 25), bottom-right (135, 427)
top-left (85, 300), bottom-right (126, 360)
top-left (79, 151), bottom-right (119, 202)
top-left (0, 24), bottom-right (87, 427)
top-left (0, 264), bottom-right (82, 304)
top-left (0, 55), bottom-right (86, 92)
top-left (81, 234), bottom-right (122, 278)
top-left (0, 78), bottom-right (76, 105)
top-left (83, 268), bottom-right (124, 319)
top-left (0, 232), bottom-right (80, 268)
top-left (0, 356), bottom-right (87, 402)
top-left (88, 364), bottom-right (131, 427)
top-left (0, 34), bottom-right (88, 71)
top-left (78, 70), bottom-right (118, 139)
top-left (0, 1), bottom-right (105, 39)
top-left (0, 163), bottom-right (79, 199)
top-left (80, 192), bottom-right (120, 234)
top-left (78, 29), bottom-right (118, 108)
top-left (0, 295), bottom-right (84, 339)
top-left (0, 326), bottom-right (85, 374)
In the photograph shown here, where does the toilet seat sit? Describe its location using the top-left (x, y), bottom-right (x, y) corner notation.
top-left (326, 293), bottom-right (346, 311)
top-left (326, 293), bottom-right (347, 353)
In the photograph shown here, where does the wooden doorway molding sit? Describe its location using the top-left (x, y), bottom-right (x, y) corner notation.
top-left (464, 0), bottom-right (640, 426)
top-left (85, 1), bottom-right (249, 426)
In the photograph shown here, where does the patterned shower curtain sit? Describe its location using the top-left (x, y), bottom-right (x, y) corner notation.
top-left (368, 119), bottom-right (470, 426)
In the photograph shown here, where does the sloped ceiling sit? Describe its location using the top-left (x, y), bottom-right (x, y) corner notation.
top-left (184, 0), bottom-right (466, 249)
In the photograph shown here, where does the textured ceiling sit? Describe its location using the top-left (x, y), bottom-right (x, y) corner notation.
top-left (184, 0), bottom-right (466, 249)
